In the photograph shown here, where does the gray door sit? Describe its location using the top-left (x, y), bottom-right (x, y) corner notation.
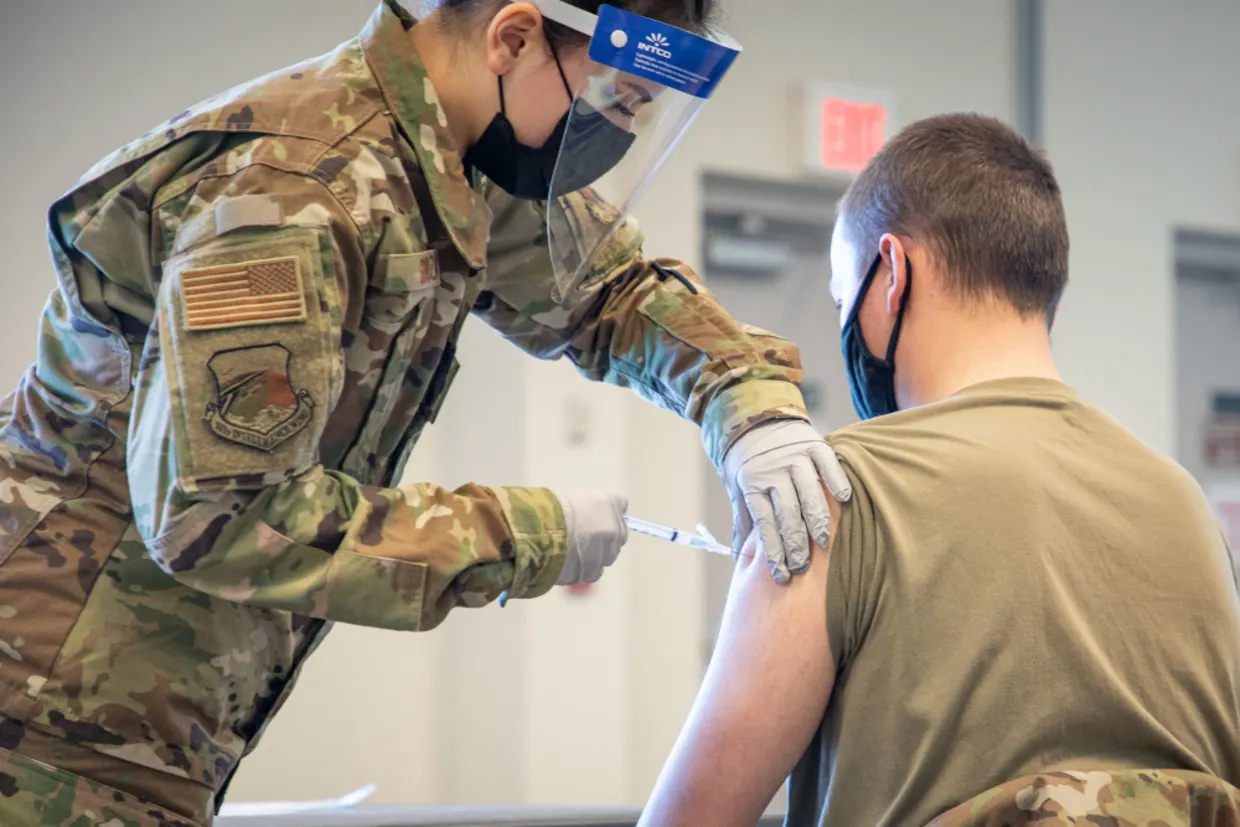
top-left (697, 172), bottom-right (854, 659)
top-left (1174, 229), bottom-right (1240, 557)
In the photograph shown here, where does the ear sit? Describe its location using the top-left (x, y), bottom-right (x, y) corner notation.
top-left (485, 2), bottom-right (548, 76)
top-left (878, 233), bottom-right (909, 315)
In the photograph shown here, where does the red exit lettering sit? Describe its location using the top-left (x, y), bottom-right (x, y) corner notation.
top-left (821, 98), bottom-right (888, 173)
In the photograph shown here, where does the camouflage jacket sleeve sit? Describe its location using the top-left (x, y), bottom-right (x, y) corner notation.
top-left (127, 168), bottom-right (567, 632)
top-left (475, 183), bottom-right (809, 470)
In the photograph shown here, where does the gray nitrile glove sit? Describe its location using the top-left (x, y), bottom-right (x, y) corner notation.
top-left (723, 420), bottom-right (852, 584)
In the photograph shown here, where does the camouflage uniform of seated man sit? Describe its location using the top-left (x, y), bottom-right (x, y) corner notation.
top-left (927, 769), bottom-right (1240, 827)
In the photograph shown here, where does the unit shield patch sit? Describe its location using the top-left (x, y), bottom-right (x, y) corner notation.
top-left (204, 344), bottom-right (315, 452)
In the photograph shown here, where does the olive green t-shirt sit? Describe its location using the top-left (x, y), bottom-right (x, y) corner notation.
top-left (788, 378), bottom-right (1240, 827)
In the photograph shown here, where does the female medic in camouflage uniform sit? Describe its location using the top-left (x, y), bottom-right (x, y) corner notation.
top-left (0, 0), bottom-right (851, 823)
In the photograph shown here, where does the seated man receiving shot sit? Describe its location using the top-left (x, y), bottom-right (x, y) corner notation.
top-left (640, 114), bottom-right (1240, 827)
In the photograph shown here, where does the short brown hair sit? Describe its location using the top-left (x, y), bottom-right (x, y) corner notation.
top-left (838, 113), bottom-right (1069, 320)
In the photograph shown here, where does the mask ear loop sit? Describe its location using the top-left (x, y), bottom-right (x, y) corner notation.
top-left (845, 254), bottom-right (884, 330)
top-left (496, 75), bottom-right (508, 116)
top-left (883, 254), bottom-right (913, 364)
top-left (546, 35), bottom-right (576, 104)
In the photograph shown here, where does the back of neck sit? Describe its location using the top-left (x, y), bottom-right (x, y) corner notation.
top-left (898, 310), bottom-right (1062, 409)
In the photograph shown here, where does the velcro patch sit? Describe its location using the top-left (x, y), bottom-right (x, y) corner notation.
top-left (215, 194), bottom-right (283, 236)
top-left (181, 256), bottom-right (307, 332)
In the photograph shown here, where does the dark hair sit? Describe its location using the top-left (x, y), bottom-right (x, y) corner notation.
top-left (838, 113), bottom-right (1069, 321)
top-left (439, 0), bottom-right (717, 50)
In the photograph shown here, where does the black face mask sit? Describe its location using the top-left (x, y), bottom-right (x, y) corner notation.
top-left (463, 47), bottom-right (637, 201)
top-left (842, 253), bottom-right (911, 420)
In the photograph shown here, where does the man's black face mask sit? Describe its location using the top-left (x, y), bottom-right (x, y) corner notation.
top-left (841, 253), bottom-right (911, 420)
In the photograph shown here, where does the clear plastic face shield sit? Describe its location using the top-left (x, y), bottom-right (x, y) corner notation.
top-left (531, 0), bottom-right (742, 302)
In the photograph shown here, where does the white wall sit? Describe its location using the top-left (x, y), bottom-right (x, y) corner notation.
top-left (0, 0), bottom-right (381, 391)
top-left (2, 0), bottom-right (1237, 813)
top-left (1044, 0), bottom-right (1240, 454)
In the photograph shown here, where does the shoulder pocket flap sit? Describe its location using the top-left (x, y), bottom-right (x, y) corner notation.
top-left (365, 250), bottom-right (439, 326)
top-left (372, 250), bottom-right (439, 294)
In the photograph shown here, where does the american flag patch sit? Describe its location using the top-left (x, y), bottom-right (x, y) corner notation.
top-left (181, 256), bottom-right (307, 332)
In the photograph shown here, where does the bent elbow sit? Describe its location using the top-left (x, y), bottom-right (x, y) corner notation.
top-left (137, 497), bottom-right (241, 589)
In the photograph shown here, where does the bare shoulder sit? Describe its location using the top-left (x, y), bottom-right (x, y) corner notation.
top-left (735, 495), bottom-right (837, 600)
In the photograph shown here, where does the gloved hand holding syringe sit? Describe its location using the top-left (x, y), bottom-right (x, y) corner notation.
top-left (500, 510), bottom-right (740, 607)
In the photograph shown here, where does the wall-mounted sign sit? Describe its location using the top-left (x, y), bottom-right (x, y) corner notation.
top-left (1206, 392), bottom-right (1240, 471)
top-left (802, 83), bottom-right (897, 176)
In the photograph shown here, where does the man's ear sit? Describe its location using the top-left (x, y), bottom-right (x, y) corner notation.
top-left (485, 2), bottom-right (547, 76)
top-left (878, 233), bottom-right (909, 316)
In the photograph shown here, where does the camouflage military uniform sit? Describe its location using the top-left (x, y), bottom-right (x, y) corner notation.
top-left (926, 769), bottom-right (1240, 826)
top-left (0, 2), bottom-right (809, 824)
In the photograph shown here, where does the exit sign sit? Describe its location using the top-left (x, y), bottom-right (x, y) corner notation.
top-left (821, 98), bottom-right (887, 171)
top-left (802, 84), bottom-right (897, 176)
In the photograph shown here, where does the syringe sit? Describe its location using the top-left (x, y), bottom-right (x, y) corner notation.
top-left (624, 516), bottom-right (733, 557)
top-left (501, 516), bottom-right (737, 606)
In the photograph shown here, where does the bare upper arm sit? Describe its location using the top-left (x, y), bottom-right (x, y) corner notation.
top-left (639, 493), bottom-right (841, 827)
